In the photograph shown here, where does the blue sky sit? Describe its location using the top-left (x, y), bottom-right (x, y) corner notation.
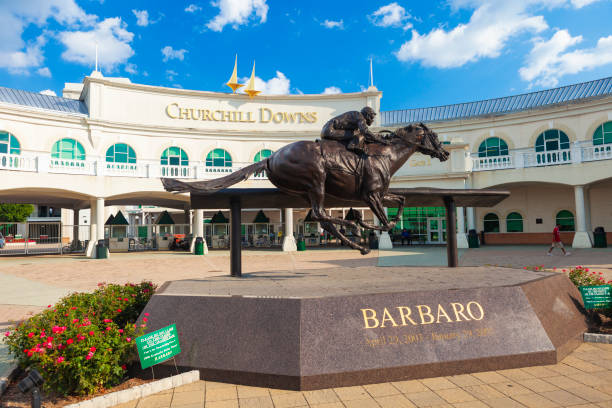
top-left (0, 0), bottom-right (611, 110)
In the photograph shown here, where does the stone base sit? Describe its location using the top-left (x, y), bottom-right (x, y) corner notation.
top-left (282, 235), bottom-right (297, 252)
top-left (457, 233), bottom-right (469, 249)
top-left (572, 231), bottom-right (593, 248)
top-left (378, 232), bottom-right (393, 249)
top-left (140, 267), bottom-right (587, 390)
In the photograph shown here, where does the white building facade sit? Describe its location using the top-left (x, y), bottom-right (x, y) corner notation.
top-left (0, 73), bottom-right (610, 255)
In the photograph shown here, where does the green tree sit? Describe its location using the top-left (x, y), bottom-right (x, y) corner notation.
top-left (0, 204), bottom-right (34, 222)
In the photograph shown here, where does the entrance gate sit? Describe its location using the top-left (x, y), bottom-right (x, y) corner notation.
top-left (0, 222), bottom-right (62, 255)
top-left (426, 217), bottom-right (447, 244)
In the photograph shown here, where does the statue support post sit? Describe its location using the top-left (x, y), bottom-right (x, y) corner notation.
top-left (230, 197), bottom-right (242, 277)
top-left (444, 196), bottom-right (458, 267)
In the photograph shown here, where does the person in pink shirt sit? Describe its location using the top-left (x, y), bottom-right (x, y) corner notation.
top-left (547, 223), bottom-right (570, 256)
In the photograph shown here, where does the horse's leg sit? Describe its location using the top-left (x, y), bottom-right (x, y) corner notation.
top-left (363, 192), bottom-right (393, 232)
top-left (320, 220), bottom-right (370, 255)
top-left (357, 193), bottom-right (406, 231)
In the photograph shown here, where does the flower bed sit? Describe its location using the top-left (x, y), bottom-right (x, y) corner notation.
top-left (565, 266), bottom-right (612, 335)
top-left (3, 281), bottom-right (156, 396)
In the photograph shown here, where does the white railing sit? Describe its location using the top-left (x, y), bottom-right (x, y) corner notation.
top-left (529, 149), bottom-right (572, 166)
top-left (159, 165), bottom-right (193, 178)
top-left (472, 155), bottom-right (513, 171)
top-left (49, 158), bottom-right (95, 175)
top-left (582, 143), bottom-right (612, 162)
top-left (104, 162), bottom-right (148, 178)
top-left (0, 153), bottom-right (36, 172)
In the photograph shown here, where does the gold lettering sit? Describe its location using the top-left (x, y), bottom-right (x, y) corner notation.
top-left (212, 110), bottom-right (223, 121)
top-left (396, 306), bottom-right (417, 326)
top-left (466, 301), bottom-right (484, 320)
top-left (451, 303), bottom-right (471, 322)
top-left (283, 112), bottom-right (299, 123)
top-left (202, 110), bottom-right (213, 121)
top-left (223, 111), bottom-right (233, 122)
top-left (165, 103), bottom-right (179, 119)
top-left (190, 109), bottom-right (201, 120)
top-left (417, 305), bottom-right (435, 325)
top-left (436, 304), bottom-right (453, 323)
top-left (179, 107), bottom-right (190, 120)
top-left (260, 108), bottom-right (272, 123)
top-left (310, 112), bottom-right (318, 123)
top-left (273, 112), bottom-right (284, 123)
top-left (380, 308), bottom-right (398, 328)
top-left (246, 111), bottom-right (256, 122)
top-left (361, 309), bottom-right (379, 329)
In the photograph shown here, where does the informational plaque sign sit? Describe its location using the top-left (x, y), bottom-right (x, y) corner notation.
top-left (579, 285), bottom-right (612, 309)
top-left (136, 324), bottom-right (181, 369)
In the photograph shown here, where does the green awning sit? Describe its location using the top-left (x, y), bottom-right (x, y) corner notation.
top-left (211, 211), bottom-right (229, 223)
top-left (111, 210), bottom-right (130, 225)
top-left (253, 210), bottom-right (270, 223)
top-left (156, 210), bottom-right (175, 225)
top-left (344, 208), bottom-right (360, 221)
top-left (105, 214), bottom-right (115, 226)
top-left (304, 210), bottom-right (315, 222)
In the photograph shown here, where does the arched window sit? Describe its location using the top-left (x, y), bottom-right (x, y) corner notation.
top-left (161, 147), bottom-right (189, 166)
top-left (0, 132), bottom-right (20, 155)
top-left (51, 138), bottom-right (86, 160)
top-left (483, 213), bottom-right (500, 233)
top-left (254, 149), bottom-right (273, 162)
top-left (506, 212), bottom-right (523, 232)
top-left (478, 137), bottom-right (509, 157)
top-left (105, 143), bottom-right (136, 163)
top-left (535, 129), bottom-right (570, 163)
top-left (556, 210), bottom-right (575, 232)
top-left (593, 121), bottom-right (612, 145)
top-left (206, 148), bottom-right (232, 167)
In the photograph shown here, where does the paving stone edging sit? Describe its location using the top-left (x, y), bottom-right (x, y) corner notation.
top-left (65, 370), bottom-right (200, 408)
top-left (584, 332), bottom-right (612, 344)
top-left (0, 362), bottom-right (18, 396)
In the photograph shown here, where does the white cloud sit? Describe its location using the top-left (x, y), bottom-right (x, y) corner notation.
top-left (161, 46), bottom-right (188, 62)
top-left (132, 10), bottom-right (149, 26)
top-left (185, 4), bottom-right (202, 13)
top-left (322, 19), bottom-right (344, 29)
top-left (37, 67), bottom-right (51, 77)
top-left (207, 0), bottom-right (269, 32)
top-left (570, 0), bottom-right (600, 7)
top-left (59, 17), bottom-right (134, 72)
top-left (370, 3), bottom-right (412, 30)
top-left (166, 70), bottom-right (178, 81)
top-left (323, 86), bottom-right (342, 94)
top-left (0, 0), bottom-right (94, 73)
top-left (395, 1), bottom-right (552, 68)
top-left (239, 71), bottom-right (290, 95)
top-left (39, 89), bottom-right (56, 96)
top-left (124, 63), bottom-right (137, 74)
top-left (520, 30), bottom-right (612, 87)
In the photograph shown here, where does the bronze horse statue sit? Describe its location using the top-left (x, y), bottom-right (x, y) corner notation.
top-left (162, 123), bottom-right (449, 254)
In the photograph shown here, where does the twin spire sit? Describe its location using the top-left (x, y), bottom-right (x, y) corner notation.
top-left (226, 55), bottom-right (260, 99)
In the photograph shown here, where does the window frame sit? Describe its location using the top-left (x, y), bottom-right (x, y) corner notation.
top-left (506, 212), bottom-right (523, 233)
top-left (51, 138), bottom-right (86, 161)
top-left (478, 137), bottom-right (509, 158)
top-left (0, 132), bottom-right (21, 155)
top-left (206, 148), bottom-right (233, 167)
top-left (555, 210), bottom-right (575, 232)
top-left (483, 213), bottom-right (500, 233)
top-left (105, 143), bottom-right (137, 164)
top-left (161, 146), bottom-right (189, 166)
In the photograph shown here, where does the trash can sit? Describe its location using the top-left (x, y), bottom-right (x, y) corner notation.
top-left (96, 239), bottom-right (108, 259)
top-left (468, 229), bottom-right (480, 248)
top-left (194, 237), bottom-right (205, 255)
top-left (594, 226), bottom-right (607, 248)
top-left (368, 231), bottom-right (379, 250)
top-left (297, 239), bottom-right (306, 251)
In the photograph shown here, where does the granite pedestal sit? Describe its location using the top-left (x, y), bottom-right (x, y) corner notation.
top-left (140, 266), bottom-right (588, 390)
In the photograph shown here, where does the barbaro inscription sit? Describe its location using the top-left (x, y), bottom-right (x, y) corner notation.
top-left (360, 301), bottom-right (485, 329)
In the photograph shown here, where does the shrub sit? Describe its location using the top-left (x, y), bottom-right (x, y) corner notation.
top-left (3, 281), bottom-right (156, 396)
top-left (567, 266), bottom-right (612, 288)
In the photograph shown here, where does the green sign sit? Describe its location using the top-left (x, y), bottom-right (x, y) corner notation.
top-left (135, 324), bottom-right (181, 369)
top-left (579, 285), bottom-right (612, 310)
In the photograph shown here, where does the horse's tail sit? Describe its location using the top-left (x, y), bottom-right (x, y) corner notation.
top-left (162, 160), bottom-right (267, 194)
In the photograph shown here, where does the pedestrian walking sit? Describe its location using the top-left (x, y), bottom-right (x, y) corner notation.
top-left (547, 223), bottom-right (570, 256)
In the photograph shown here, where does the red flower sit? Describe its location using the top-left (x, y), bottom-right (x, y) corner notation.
top-left (143, 318), bottom-right (148, 322)
top-left (72, 319), bottom-right (79, 324)
top-left (118, 329), bottom-right (124, 333)
top-left (90, 346), bottom-right (96, 352)
top-left (56, 356), bottom-right (65, 364)
top-left (70, 307), bottom-right (76, 310)
top-left (103, 319), bottom-right (112, 323)
top-left (28, 332), bottom-right (34, 338)
top-left (47, 305), bottom-right (51, 308)
top-left (121, 365), bottom-right (127, 370)
top-left (67, 338), bottom-right (74, 345)
top-left (126, 337), bottom-right (131, 342)
top-left (88, 331), bottom-right (95, 336)
top-left (117, 309), bottom-right (122, 313)
top-left (123, 298), bottom-right (128, 301)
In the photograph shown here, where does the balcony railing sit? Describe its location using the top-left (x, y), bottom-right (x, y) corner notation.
top-left (49, 158), bottom-right (95, 175)
top-left (472, 155), bottom-right (513, 171)
top-left (0, 153), bottom-right (36, 172)
top-left (583, 144), bottom-right (612, 162)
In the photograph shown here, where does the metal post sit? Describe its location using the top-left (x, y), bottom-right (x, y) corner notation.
top-left (444, 196), bottom-right (458, 267)
top-left (230, 197), bottom-right (242, 277)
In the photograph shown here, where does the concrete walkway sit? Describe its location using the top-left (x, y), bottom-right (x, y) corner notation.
top-left (115, 342), bottom-right (612, 408)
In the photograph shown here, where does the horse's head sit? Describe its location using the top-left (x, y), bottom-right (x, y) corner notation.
top-left (396, 123), bottom-right (449, 162)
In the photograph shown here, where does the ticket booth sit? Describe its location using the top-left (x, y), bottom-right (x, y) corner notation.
top-left (210, 211), bottom-right (229, 249)
top-left (108, 211), bottom-right (130, 252)
top-left (155, 210), bottom-right (175, 250)
top-left (252, 210), bottom-right (273, 247)
top-left (300, 210), bottom-right (320, 246)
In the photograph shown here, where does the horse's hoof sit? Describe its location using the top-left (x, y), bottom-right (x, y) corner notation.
top-left (360, 248), bottom-right (371, 255)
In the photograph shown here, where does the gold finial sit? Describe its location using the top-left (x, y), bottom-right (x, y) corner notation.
top-left (226, 54), bottom-right (244, 93)
top-left (244, 61), bottom-right (261, 99)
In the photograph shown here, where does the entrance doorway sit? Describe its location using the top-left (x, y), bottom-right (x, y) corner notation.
top-left (427, 218), bottom-right (446, 244)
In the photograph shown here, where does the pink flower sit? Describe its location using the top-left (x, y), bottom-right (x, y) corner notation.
top-left (103, 319), bottom-right (112, 323)
top-left (123, 298), bottom-right (128, 301)
top-left (47, 305), bottom-right (51, 308)
top-left (144, 313), bottom-right (149, 317)
top-left (90, 346), bottom-right (96, 352)
top-left (118, 329), bottom-right (124, 333)
top-left (86, 352), bottom-right (93, 360)
top-left (106, 327), bottom-right (111, 331)
top-left (126, 337), bottom-right (131, 342)
top-left (143, 318), bottom-right (148, 322)
top-left (4, 331), bottom-right (10, 337)
top-left (117, 309), bottom-right (122, 313)
top-left (72, 319), bottom-right (79, 324)
top-left (56, 356), bottom-right (65, 364)
top-left (66, 338), bottom-right (74, 345)
top-left (70, 307), bottom-right (76, 310)
top-left (28, 332), bottom-right (34, 338)
top-left (88, 331), bottom-right (95, 336)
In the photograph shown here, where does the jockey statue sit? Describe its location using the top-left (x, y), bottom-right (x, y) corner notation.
top-left (320, 106), bottom-right (390, 154)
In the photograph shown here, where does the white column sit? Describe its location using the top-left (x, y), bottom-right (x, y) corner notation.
top-left (86, 199), bottom-right (97, 258)
top-left (378, 207), bottom-right (393, 249)
top-left (96, 198), bottom-right (105, 241)
top-left (466, 207), bottom-right (476, 232)
top-left (572, 185), bottom-right (593, 248)
top-left (585, 187), bottom-right (593, 241)
top-left (457, 206), bottom-right (469, 248)
top-left (282, 208), bottom-right (297, 251)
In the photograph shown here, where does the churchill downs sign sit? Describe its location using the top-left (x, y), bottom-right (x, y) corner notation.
top-left (165, 103), bottom-right (318, 124)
